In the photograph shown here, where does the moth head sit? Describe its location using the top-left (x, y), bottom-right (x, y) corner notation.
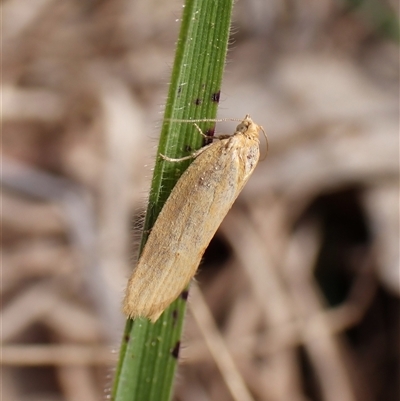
top-left (235, 114), bottom-right (253, 134)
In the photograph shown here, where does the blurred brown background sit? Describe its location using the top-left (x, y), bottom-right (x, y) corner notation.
top-left (1, 1), bottom-right (399, 400)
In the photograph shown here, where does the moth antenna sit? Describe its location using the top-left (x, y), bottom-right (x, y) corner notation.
top-left (260, 125), bottom-right (269, 161)
top-left (165, 117), bottom-right (243, 123)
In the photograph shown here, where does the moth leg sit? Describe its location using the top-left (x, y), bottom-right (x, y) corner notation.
top-left (160, 153), bottom-right (195, 162)
top-left (193, 123), bottom-right (215, 140)
top-left (193, 124), bottom-right (235, 143)
top-left (160, 120), bottom-right (225, 162)
top-left (160, 141), bottom-right (214, 162)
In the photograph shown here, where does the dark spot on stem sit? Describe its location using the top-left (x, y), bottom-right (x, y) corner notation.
top-left (205, 126), bottom-right (215, 144)
top-left (185, 145), bottom-right (192, 152)
top-left (206, 126), bottom-right (215, 137)
top-left (171, 341), bottom-right (181, 359)
top-left (124, 334), bottom-right (130, 343)
top-left (180, 290), bottom-right (189, 301)
top-left (172, 309), bottom-right (178, 325)
top-left (177, 85), bottom-right (182, 96)
top-left (194, 98), bottom-right (202, 105)
top-left (211, 91), bottom-right (220, 103)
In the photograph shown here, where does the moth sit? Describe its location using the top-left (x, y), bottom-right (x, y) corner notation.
top-left (123, 115), bottom-right (266, 322)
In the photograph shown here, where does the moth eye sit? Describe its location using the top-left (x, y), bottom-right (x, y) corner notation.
top-left (236, 123), bottom-right (248, 133)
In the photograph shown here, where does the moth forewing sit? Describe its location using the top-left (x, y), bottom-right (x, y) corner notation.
top-left (123, 115), bottom-right (264, 322)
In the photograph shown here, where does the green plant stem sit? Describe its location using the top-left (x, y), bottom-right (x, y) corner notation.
top-left (111, 0), bottom-right (234, 400)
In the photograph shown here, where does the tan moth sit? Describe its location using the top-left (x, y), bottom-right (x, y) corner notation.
top-left (123, 115), bottom-right (267, 322)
